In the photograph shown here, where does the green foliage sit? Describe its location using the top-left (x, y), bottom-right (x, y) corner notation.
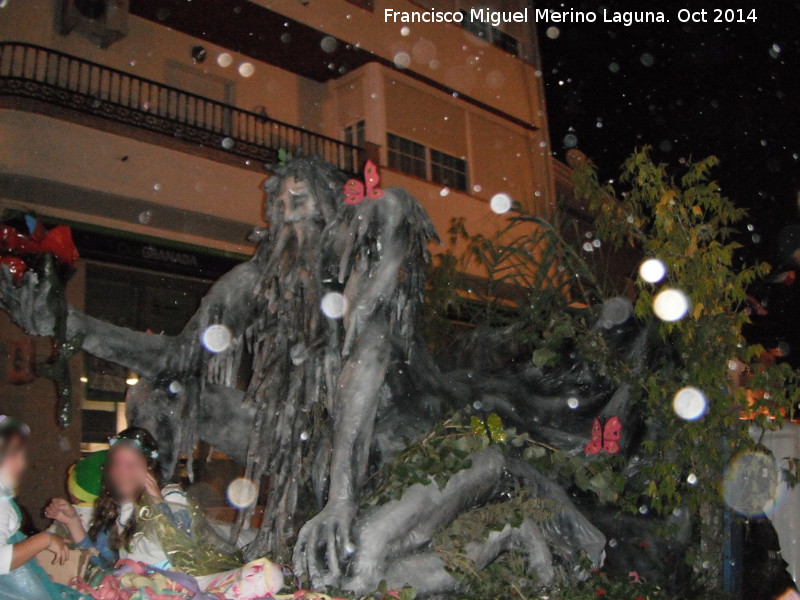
top-left (431, 489), bottom-right (554, 599)
top-left (417, 146), bottom-right (800, 592)
top-left (363, 413), bottom-right (490, 507)
top-left (573, 148), bottom-right (800, 578)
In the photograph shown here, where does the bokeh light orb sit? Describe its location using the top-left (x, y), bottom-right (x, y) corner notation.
top-left (672, 386), bottom-right (707, 421)
top-left (490, 193), bottom-right (512, 214)
top-left (320, 36), bottom-right (338, 53)
top-left (639, 258), bottom-right (666, 283)
top-left (201, 324), bottom-right (232, 353)
top-left (393, 52), bottom-right (411, 69)
top-left (601, 297), bottom-right (633, 328)
top-left (216, 52), bottom-right (233, 67)
top-left (238, 62), bottom-right (255, 77)
top-left (321, 292), bottom-right (347, 319)
top-left (227, 477), bottom-right (258, 509)
top-left (723, 451), bottom-right (783, 517)
top-left (653, 288), bottom-right (689, 322)
top-left (545, 26), bottom-right (560, 39)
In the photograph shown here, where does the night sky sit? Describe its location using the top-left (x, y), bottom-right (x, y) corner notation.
top-left (535, 0), bottom-right (800, 358)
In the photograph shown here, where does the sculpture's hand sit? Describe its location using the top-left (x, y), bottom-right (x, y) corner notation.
top-left (293, 501), bottom-right (355, 589)
top-left (0, 267), bottom-right (57, 336)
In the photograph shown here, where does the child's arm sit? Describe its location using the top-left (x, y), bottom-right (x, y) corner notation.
top-left (44, 498), bottom-right (87, 544)
top-left (9, 532), bottom-right (69, 569)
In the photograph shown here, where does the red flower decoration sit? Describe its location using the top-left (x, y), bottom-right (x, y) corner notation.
top-left (596, 589), bottom-right (606, 596)
top-left (0, 256), bottom-right (27, 283)
top-left (0, 222), bottom-right (79, 282)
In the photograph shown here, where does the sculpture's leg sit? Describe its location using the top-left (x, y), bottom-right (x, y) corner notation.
top-left (506, 458), bottom-right (607, 567)
top-left (381, 519), bottom-right (555, 596)
top-left (345, 448), bottom-right (504, 593)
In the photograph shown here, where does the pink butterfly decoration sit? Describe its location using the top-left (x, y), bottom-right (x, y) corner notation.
top-left (343, 160), bottom-right (385, 204)
top-left (584, 416), bottom-right (622, 455)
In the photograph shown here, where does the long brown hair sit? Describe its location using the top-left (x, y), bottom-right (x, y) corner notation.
top-left (88, 427), bottom-right (160, 552)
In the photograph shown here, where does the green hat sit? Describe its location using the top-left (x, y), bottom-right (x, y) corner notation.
top-left (67, 450), bottom-right (107, 505)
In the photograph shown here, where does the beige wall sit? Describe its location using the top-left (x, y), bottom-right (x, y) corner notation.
top-left (328, 63), bottom-right (554, 216)
top-left (0, 0), bottom-right (325, 129)
top-left (257, 0), bottom-right (547, 128)
top-left (0, 111), bottom-right (265, 254)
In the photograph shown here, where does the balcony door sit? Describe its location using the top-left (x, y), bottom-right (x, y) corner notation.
top-left (165, 61), bottom-right (234, 135)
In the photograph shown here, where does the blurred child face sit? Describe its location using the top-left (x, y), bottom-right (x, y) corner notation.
top-left (0, 436), bottom-right (28, 489)
top-left (106, 444), bottom-right (148, 502)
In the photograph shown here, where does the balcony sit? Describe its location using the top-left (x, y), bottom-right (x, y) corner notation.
top-left (0, 42), bottom-right (362, 173)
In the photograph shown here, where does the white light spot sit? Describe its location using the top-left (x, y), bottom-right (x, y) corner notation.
top-left (238, 62), bottom-right (254, 77)
top-left (321, 292), bottom-right (347, 319)
top-left (639, 258), bottom-right (666, 283)
top-left (202, 324), bottom-right (232, 353)
top-left (653, 288), bottom-right (689, 322)
top-left (545, 26), bottom-right (560, 39)
top-left (216, 53), bottom-right (233, 67)
top-left (153, 183), bottom-right (162, 191)
top-left (138, 210), bottom-right (153, 224)
top-left (221, 137), bottom-right (234, 150)
top-left (227, 478), bottom-right (258, 509)
top-left (168, 381), bottom-right (182, 394)
top-left (300, 431), bottom-right (309, 441)
top-left (473, 184), bottom-right (482, 193)
top-left (687, 473), bottom-right (698, 485)
top-left (582, 242), bottom-right (594, 252)
top-left (125, 373), bottom-right (139, 386)
top-left (490, 193), bottom-right (512, 214)
top-left (439, 187), bottom-right (450, 197)
top-left (638, 505), bottom-right (649, 515)
top-left (400, 26), bottom-right (410, 36)
top-left (567, 397), bottom-right (579, 409)
top-left (673, 387), bottom-right (707, 421)
top-left (393, 52), bottom-right (411, 69)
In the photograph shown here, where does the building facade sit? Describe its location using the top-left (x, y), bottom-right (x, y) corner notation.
top-left (0, 0), bottom-right (560, 521)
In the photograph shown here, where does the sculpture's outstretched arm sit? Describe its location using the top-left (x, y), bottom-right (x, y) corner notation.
top-left (1, 258), bottom-right (264, 380)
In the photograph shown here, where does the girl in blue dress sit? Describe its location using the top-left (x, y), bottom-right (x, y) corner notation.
top-left (0, 415), bottom-right (82, 600)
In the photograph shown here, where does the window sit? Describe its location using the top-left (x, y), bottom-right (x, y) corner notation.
top-left (460, 11), bottom-right (520, 57)
top-left (344, 120), bottom-right (365, 148)
top-left (344, 120), bottom-right (366, 171)
top-left (388, 133), bottom-right (427, 179)
top-left (81, 262), bottom-right (211, 443)
top-left (462, 18), bottom-right (489, 41)
top-left (430, 149), bottom-right (468, 191)
top-left (491, 29), bottom-right (519, 56)
top-left (387, 133), bottom-right (469, 192)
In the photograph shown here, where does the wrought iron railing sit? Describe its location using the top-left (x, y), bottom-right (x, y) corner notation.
top-left (0, 42), bottom-right (362, 171)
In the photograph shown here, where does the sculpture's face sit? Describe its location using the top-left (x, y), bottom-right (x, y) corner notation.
top-left (275, 176), bottom-right (317, 224)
